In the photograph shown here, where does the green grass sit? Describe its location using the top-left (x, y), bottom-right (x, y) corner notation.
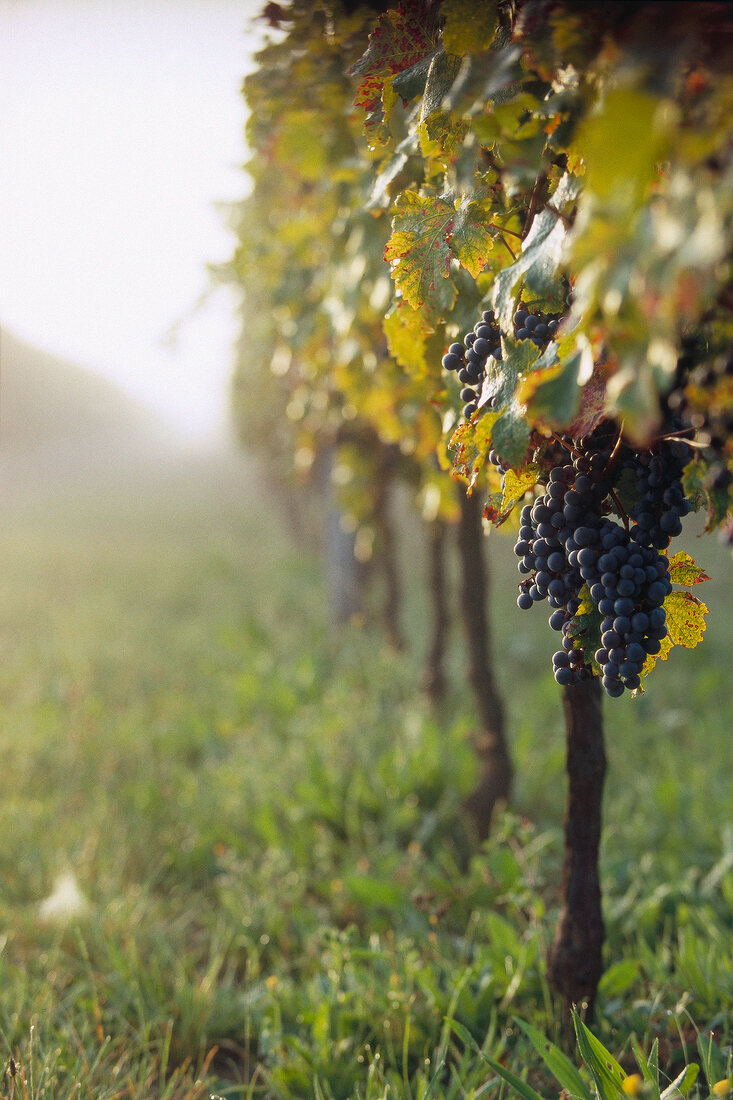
top-left (0, 456), bottom-right (730, 1098)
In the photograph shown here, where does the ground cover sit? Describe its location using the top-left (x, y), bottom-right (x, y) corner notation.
top-left (0, 456), bottom-right (729, 1098)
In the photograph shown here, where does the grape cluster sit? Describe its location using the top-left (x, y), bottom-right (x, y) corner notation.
top-left (665, 348), bottom-right (733, 492)
top-left (442, 306), bottom-right (561, 419)
top-left (627, 440), bottom-right (693, 547)
top-left (513, 435), bottom-right (686, 697)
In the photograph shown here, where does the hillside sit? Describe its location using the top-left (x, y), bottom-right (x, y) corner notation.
top-left (0, 329), bottom-right (182, 488)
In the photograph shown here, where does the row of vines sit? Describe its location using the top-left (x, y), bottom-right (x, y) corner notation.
top-left (223, 0), bottom-right (733, 1023)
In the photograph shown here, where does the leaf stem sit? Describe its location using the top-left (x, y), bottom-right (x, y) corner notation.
top-left (522, 172), bottom-right (548, 238)
top-left (490, 222), bottom-right (523, 240)
top-left (500, 234), bottom-right (518, 261)
top-left (552, 431), bottom-right (582, 458)
top-left (608, 487), bottom-right (630, 534)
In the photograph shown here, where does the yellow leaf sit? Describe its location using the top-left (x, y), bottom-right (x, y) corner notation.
top-left (667, 550), bottom-right (710, 587)
top-left (643, 591), bottom-right (708, 676)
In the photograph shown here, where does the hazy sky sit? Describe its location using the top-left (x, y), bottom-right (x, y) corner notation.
top-left (0, 0), bottom-right (263, 443)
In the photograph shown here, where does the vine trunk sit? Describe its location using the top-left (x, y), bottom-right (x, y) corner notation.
top-left (548, 677), bottom-right (606, 1030)
top-left (456, 491), bottom-right (512, 839)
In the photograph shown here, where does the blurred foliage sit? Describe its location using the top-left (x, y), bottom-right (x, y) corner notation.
top-left (222, 0), bottom-right (733, 541)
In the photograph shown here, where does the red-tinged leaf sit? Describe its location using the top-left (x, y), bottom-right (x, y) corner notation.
top-left (567, 370), bottom-right (609, 439)
top-left (449, 408), bottom-right (503, 490)
top-left (668, 551), bottom-right (710, 587)
top-left (450, 198), bottom-right (496, 279)
top-left (350, 5), bottom-right (435, 118)
top-left (385, 191), bottom-right (457, 322)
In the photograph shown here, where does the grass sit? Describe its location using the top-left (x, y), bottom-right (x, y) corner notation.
top-left (0, 451), bottom-right (730, 1098)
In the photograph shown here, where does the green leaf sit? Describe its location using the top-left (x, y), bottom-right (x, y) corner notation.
top-left (367, 136), bottom-right (422, 211)
top-left (392, 47), bottom-right (440, 105)
top-left (442, 0), bottom-right (499, 56)
top-left (682, 458), bottom-right (732, 530)
top-left (447, 1019), bottom-right (546, 1100)
top-left (385, 191), bottom-right (458, 322)
top-left (419, 49), bottom-right (462, 121)
top-left (630, 1036), bottom-right (659, 1095)
top-left (565, 584), bottom-right (604, 667)
top-left (514, 1019), bottom-right (592, 1100)
top-left (667, 551), bottom-right (710, 587)
top-left (573, 86), bottom-right (673, 204)
top-left (492, 173), bottom-right (580, 331)
top-left (573, 1011), bottom-right (627, 1100)
top-left (476, 336), bottom-right (540, 467)
top-left (697, 1032), bottom-right (728, 1090)
top-left (660, 1063), bottom-right (699, 1100)
top-left (344, 874), bottom-right (404, 909)
top-left (450, 198), bottom-right (497, 278)
top-left (518, 348), bottom-right (582, 430)
top-left (598, 959), bottom-right (641, 1000)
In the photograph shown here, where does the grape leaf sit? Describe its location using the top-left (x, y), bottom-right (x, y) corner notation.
top-left (492, 173), bottom-right (580, 331)
top-left (682, 457), bottom-right (732, 530)
top-left (642, 591), bottom-right (709, 676)
top-left (572, 86), bottom-right (669, 204)
top-left (367, 135), bottom-right (423, 211)
top-left (392, 47), bottom-right (441, 105)
top-left (383, 302), bottom-right (433, 375)
top-left (450, 198), bottom-right (497, 278)
top-left (518, 348), bottom-right (582, 429)
top-left (475, 337), bottom-right (540, 467)
top-left (449, 408), bottom-right (503, 490)
top-left (566, 370), bottom-right (608, 439)
top-left (442, 0), bottom-right (499, 56)
top-left (667, 551), bottom-right (710, 587)
top-left (385, 191), bottom-right (458, 322)
top-left (485, 463), bottom-right (539, 525)
top-left (350, 6), bottom-right (435, 103)
top-left (419, 49), bottom-right (462, 121)
top-left (566, 585), bottom-right (604, 668)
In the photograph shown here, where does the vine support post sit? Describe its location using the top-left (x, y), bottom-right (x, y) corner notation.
top-left (456, 489), bottom-right (512, 839)
top-left (548, 677), bottom-right (606, 1031)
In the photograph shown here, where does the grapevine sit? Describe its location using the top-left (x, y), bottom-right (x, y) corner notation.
top-left (230, 0), bottom-right (733, 1025)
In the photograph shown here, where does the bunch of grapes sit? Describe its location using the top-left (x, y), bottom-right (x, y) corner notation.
top-left (442, 306), bottom-right (561, 419)
top-left (513, 434), bottom-right (687, 697)
top-left (665, 348), bottom-right (733, 492)
top-left (440, 305), bottom-right (698, 698)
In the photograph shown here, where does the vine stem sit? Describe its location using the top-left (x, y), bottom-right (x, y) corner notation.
top-left (608, 487), bottom-right (630, 534)
top-left (500, 234), bottom-right (518, 261)
top-left (489, 222), bottom-right (523, 240)
top-left (551, 431), bottom-right (583, 459)
top-left (523, 171), bottom-right (548, 238)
